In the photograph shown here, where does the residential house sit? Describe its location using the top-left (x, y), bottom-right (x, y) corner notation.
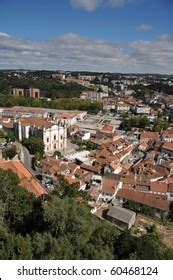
top-left (140, 131), bottom-right (159, 144)
top-left (162, 129), bottom-right (173, 143)
top-left (100, 174), bottom-right (122, 202)
top-left (162, 142), bottom-right (173, 157)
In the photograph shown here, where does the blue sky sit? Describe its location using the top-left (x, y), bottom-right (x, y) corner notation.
top-left (0, 0), bottom-right (173, 73)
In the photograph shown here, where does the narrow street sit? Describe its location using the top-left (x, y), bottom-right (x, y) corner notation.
top-left (19, 144), bottom-right (35, 175)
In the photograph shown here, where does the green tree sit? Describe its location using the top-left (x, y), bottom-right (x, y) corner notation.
top-left (1, 167), bottom-right (173, 260)
top-left (153, 118), bottom-right (168, 132)
top-left (5, 132), bottom-right (15, 143)
top-left (53, 150), bottom-right (62, 158)
top-left (0, 129), bottom-right (6, 138)
top-left (2, 145), bottom-right (17, 160)
top-left (22, 137), bottom-right (45, 156)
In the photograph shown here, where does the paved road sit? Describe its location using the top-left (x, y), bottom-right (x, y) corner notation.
top-left (19, 145), bottom-right (35, 174)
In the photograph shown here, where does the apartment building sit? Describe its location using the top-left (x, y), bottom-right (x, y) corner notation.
top-left (10, 88), bottom-right (24, 96)
top-left (24, 88), bottom-right (40, 98)
top-left (133, 104), bottom-right (151, 114)
top-left (10, 88), bottom-right (40, 98)
top-left (80, 91), bottom-right (108, 100)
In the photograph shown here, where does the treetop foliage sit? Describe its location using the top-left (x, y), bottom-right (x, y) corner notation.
top-left (0, 169), bottom-right (173, 260)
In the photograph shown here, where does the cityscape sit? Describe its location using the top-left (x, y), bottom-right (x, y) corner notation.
top-left (0, 0), bottom-right (173, 261)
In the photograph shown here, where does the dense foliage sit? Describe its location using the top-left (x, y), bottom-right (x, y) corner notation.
top-left (0, 95), bottom-right (102, 114)
top-left (0, 74), bottom-right (85, 98)
top-left (2, 145), bottom-right (17, 160)
top-left (22, 137), bottom-right (45, 156)
top-left (0, 169), bottom-right (173, 260)
top-left (153, 118), bottom-right (169, 132)
top-left (124, 201), bottom-right (155, 217)
top-left (0, 73), bottom-right (102, 113)
top-left (120, 115), bottom-right (150, 130)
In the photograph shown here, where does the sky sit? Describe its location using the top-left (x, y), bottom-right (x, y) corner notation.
top-left (0, 0), bottom-right (173, 74)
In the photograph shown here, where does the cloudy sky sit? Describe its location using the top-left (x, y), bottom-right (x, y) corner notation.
top-left (0, 0), bottom-right (172, 74)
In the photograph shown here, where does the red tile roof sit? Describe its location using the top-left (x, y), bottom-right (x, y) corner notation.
top-left (20, 118), bottom-right (54, 129)
top-left (101, 124), bottom-right (114, 132)
top-left (80, 164), bottom-right (99, 173)
top-left (101, 177), bottom-right (118, 195)
top-left (117, 188), bottom-right (169, 211)
top-left (162, 142), bottom-right (173, 152)
top-left (150, 182), bottom-right (168, 193)
top-left (140, 131), bottom-right (158, 140)
top-left (168, 184), bottom-right (173, 193)
top-left (0, 159), bottom-right (47, 196)
top-left (162, 129), bottom-right (173, 138)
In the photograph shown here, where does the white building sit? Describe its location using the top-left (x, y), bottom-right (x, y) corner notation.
top-left (14, 117), bottom-right (67, 153)
top-left (100, 176), bottom-right (122, 202)
top-left (115, 102), bottom-right (130, 113)
top-left (133, 105), bottom-right (151, 114)
top-left (78, 130), bottom-right (91, 141)
top-left (80, 91), bottom-right (108, 100)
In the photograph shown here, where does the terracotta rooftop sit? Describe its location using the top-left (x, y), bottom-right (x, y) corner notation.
top-left (117, 188), bottom-right (169, 211)
top-left (110, 162), bottom-right (121, 170)
top-left (80, 163), bottom-right (99, 174)
top-left (162, 129), bottom-right (173, 138)
top-left (140, 131), bottom-right (158, 140)
top-left (162, 142), bottom-right (173, 152)
top-left (2, 119), bottom-right (14, 129)
top-left (101, 177), bottom-right (118, 195)
top-left (168, 184), bottom-right (173, 193)
top-left (64, 174), bottom-right (80, 185)
top-left (41, 157), bottom-right (79, 176)
top-left (0, 159), bottom-right (47, 196)
top-left (150, 181), bottom-right (168, 193)
top-left (20, 117), bottom-right (54, 129)
top-left (121, 175), bottom-right (150, 187)
top-left (96, 131), bottom-right (119, 139)
top-left (58, 112), bottom-right (74, 119)
top-left (101, 124), bottom-right (114, 132)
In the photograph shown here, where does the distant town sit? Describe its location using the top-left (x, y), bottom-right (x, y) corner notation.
top-left (1, 69), bottom-right (173, 258)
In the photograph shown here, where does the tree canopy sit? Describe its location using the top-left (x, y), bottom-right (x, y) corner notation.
top-left (22, 137), bottom-right (45, 156)
top-left (0, 169), bottom-right (173, 260)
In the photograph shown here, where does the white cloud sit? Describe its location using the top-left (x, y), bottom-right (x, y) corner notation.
top-left (70, 0), bottom-right (101, 11)
top-left (0, 32), bottom-right (10, 37)
top-left (70, 0), bottom-right (139, 11)
top-left (0, 32), bottom-right (172, 74)
top-left (136, 24), bottom-right (153, 32)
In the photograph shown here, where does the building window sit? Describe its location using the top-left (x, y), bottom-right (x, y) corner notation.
top-left (47, 137), bottom-right (49, 143)
top-left (54, 143), bottom-right (56, 149)
top-left (61, 135), bottom-right (63, 140)
top-left (54, 135), bottom-right (56, 140)
top-left (47, 147), bottom-right (49, 151)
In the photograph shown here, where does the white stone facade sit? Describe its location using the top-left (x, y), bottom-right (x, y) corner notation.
top-left (14, 119), bottom-right (67, 153)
